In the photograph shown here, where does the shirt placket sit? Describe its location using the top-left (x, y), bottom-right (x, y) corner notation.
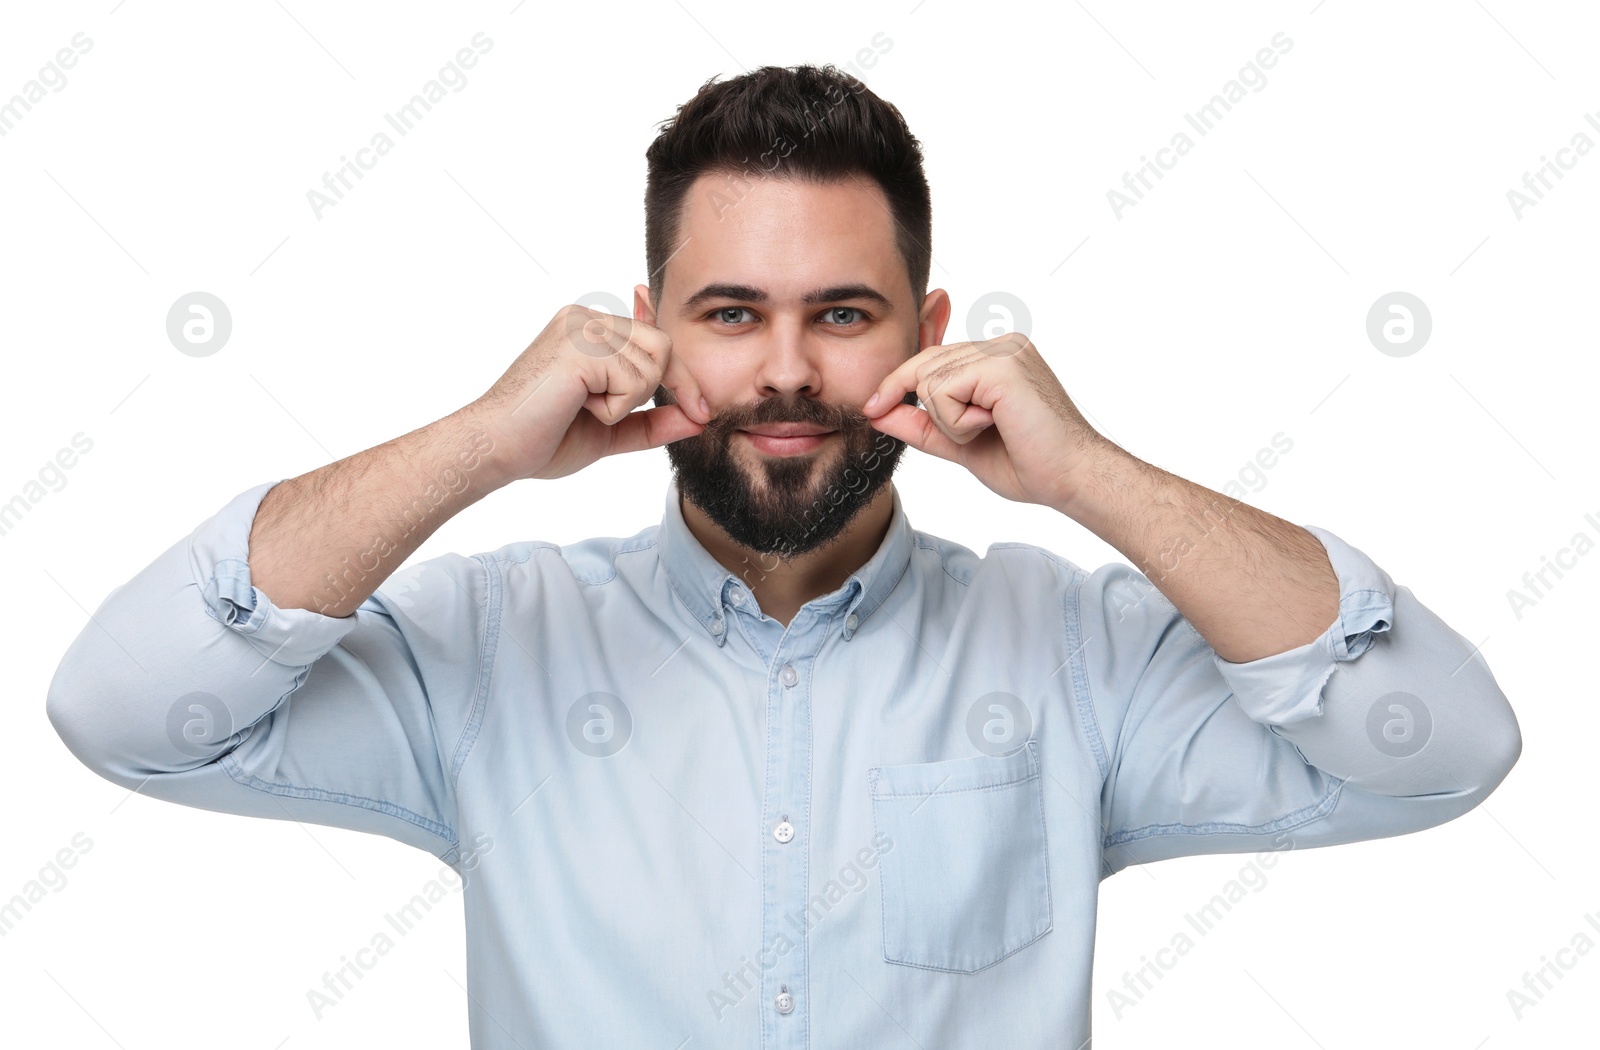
top-left (758, 610), bottom-right (819, 1050)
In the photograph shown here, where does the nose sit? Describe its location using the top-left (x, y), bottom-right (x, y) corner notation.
top-left (751, 317), bottom-right (825, 402)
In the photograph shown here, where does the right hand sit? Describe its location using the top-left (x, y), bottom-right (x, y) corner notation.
top-left (462, 305), bottom-right (710, 483)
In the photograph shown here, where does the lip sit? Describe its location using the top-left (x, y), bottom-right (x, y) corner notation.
top-left (739, 424), bottom-right (835, 437)
top-left (737, 429), bottom-right (834, 456)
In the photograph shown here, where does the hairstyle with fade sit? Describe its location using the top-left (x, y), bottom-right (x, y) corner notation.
top-left (643, 63), bottom-right (932, 316)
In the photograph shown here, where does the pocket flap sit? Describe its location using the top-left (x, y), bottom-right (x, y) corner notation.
top-left (869, 739), bottom-right (1037, 799)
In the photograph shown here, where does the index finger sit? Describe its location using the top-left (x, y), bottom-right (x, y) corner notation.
top-left (863, 342), bottom-right (962, 417)
top-left (658, 349), bottom-right (711, 426)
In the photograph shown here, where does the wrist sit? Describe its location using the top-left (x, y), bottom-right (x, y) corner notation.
top-left (1052, 439), bottom-right (1144, 522)
top-left (432, 406), bottom-right (513, 501)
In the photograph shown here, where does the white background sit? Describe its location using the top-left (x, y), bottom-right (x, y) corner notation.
top-left (3, 0), bottom-right (1595, 1046)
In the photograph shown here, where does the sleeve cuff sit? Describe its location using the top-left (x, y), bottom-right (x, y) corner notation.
top-left (1211, 524), bottom-right (1395, 726)
top-left (189, 480), bottom-right (362, 667)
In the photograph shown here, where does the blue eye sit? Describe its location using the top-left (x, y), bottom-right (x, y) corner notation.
top-left (713, 307), bottom-right (753, 325)
top-left (824, 307), bottom-right (863, 325)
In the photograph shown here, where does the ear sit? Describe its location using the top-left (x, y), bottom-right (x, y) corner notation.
top-left (918, 288), bottom-right (953, 350)
top-left (633, 283), bottom-right (658, 327)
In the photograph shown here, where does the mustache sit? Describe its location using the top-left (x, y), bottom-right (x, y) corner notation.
top-left (654, 384), bottom-right (916, 446)
top-left (702, 400), bottom-right (867, 440)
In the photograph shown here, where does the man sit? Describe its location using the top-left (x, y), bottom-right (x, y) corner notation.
top-left (48, 64), bottom-right (1520, 1048)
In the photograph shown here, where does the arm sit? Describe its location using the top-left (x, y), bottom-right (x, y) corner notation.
top-left (44, 472), bottom-right (495, 859)
top-left (45, 308), bottom-right (704, 852)
top-left (1056, 446), bottom-right (1521, 873)
top-left (854, 325), bottom-right (1520, 868)
top-left (44, 408), bottom-right (508, 858)
top-left (1056, 444), bottom-right (1337, 664)
top-left (248, 409), bottom-right (506, 618)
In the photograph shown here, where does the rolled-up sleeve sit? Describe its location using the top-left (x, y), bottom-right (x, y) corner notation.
top-left (1075, 524), bottom-right (1521, 875)
top-left (1209, 525), bottom-right (1395, 724)
top-left (45, 481), bottom-right (492, 863)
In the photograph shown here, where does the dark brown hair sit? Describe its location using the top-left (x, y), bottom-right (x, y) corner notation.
top-left (644, 64), bottom-right (932, 315)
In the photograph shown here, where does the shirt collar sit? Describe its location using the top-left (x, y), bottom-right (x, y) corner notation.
top-left (657, 476), bottom-right (914, 645)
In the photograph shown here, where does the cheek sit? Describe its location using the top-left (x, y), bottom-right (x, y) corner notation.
top-left (850, 345), bottom-right (913, 396)
top-left (661, 347), bottom-right (723, 406)
top-left (697, 379), bottom-right (745, 414)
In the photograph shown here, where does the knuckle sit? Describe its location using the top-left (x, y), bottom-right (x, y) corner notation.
top-left (556, 303), bottom-right (593, 326)
top-left (636, 324), bottom-right (670, 353)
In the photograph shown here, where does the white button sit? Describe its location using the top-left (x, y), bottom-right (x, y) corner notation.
top-left (729, 589), bottom-right (744, 606)
top-left (711, 616), bottom-right (724, 632)
top-left (845, 613), bottom-right (859, 630)
top-left (775, 987), bottom-right (794, 1014)
top-left (780, 664), bottom-right (798, 687)
top-left (773, 820), bottom-right (795, 844)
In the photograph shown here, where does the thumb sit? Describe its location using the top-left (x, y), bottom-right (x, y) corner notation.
top-left (869, 403), bottom-right (961, 462)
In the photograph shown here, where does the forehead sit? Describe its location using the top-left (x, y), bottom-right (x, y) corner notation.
top-left (665, 173), bottom-right (905, 307)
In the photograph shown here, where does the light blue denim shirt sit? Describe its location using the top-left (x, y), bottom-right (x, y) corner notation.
top-left (47, 477), bottom-right (1520, 1048)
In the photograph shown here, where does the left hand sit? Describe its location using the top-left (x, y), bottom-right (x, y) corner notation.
top-left (862, 333), bottom-right (1113, 511)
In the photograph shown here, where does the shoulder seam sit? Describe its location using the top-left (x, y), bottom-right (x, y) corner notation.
top-left (481, 540), bottom-right (562, 567)
top-left (910, 536), bottom-right (968, 588)
top-left (1061, 556), bottom-right (1110, 785)
top-left (447, 553), bottom-right (500, 805)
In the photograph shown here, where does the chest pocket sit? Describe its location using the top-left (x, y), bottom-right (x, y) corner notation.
top-left (867, 739), bottom-right (1053, 973)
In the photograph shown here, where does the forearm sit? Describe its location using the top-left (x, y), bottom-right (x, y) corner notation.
top-left (249, 408), bottom-right (505, 616)
top-left (1057, 442), bottom-right (1338, 663)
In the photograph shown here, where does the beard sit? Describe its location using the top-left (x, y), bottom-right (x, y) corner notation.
top-left (653, 385), bottom-right (917, 562)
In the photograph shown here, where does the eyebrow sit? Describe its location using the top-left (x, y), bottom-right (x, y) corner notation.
top-left (679, 282), bottom-right (893, 313)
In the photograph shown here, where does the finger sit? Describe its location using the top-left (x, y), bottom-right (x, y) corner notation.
top-left (597, 339), bottom-right (653, 424)
top-left (923, 367), bottom-right (991, 445)
top-left (565, 333), bottom-right (643, 426)
top-left (863, 342), bottom-right (968, 418)
top-left (603, 403), bottom-right (706, 456)
top-left (585, 314), bottom-right (712, 427)
top-left (862, 351), bottom-right (923, 418)
top-left (563, 308), bottom-right (631, 361)
top-left (569, 318), bottom-right (658, 425)
top-left (867, 402), bottom-right (966, 463)
top-left (658, 345), bottom-right (711, 426)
